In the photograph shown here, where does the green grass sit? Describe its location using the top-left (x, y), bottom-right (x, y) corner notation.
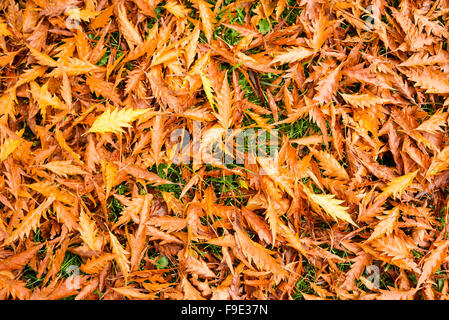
top-left (59, 252), bottom-right (83, 278)
top-left (108, 197), bottom-right (124, 222)
top-left (150, 163), bottom-right (184, 197)
top-left (378, 264), bottom-right (398, 289)
top-left (21, 120), bottom-right (36, 141)
top-left (32, 228), bottom-right (47, 243)
top-left (88, 30), bottom-right (128, 68)
top-left (204, 173), bottom-right (247, 206)
top-left (277, 117), bottom-right (318, 140)
top-left (155, 256), bottom-right (170, 269)
top-left (148, 248), bottom-right (179, 273)
top-left (23, 265), bottom-right (45, 289)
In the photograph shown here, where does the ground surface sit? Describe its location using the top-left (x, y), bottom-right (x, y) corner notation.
top-left (1, 0), bottom-right (449, 300)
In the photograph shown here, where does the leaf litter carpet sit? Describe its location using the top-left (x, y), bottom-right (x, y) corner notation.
top-left (1, 0), bottom-right (449, 300)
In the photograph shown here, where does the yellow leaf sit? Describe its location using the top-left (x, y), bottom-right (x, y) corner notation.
top-left (200, 73), bottom-right (216, 111)
top-left (257, 157), bottom-right (295, 197)
top-left (0, 19), bottom-right (11, 37)
top-left (340, 93), bottom-right (389, 108)
top-left (27, 181), bottom-right (75, 205)
top-left (366, 208), bottom-right (400, 242)
top-left (78, 209), bottom-right (103, 252)
top-left (277, 222), bottom-right (307, 257)
top-left (427, 147), bottom-right (449, 176)
top-left (164, 0), bottom-right (190, 18)
top-left (214, 71), bottom-right (233, 129)
top-left (377, 170), bottom-right (419, 200)
top-left (66, 8), bottom-right (100, 22)
top-left (238, 179), bottom-right (248, 189)
top-left (101, 160), bottom-right (118, 199)
top-left (0, 91), bottom-right (16, 117)
top-left (304, 186), bottom-right (358, 227)
top-left (26, 45), bottom-right (59, 68)
top-left (244, 109), bottom-right (271, 129)
top-left (30, 81), bottom-right (67, 121)
top-left (89, 107), bottom-right (149, 134)
top-left (307, 13), bottom-right (333, 52)
top-left (0, 138), bottom-right (21, 161)
top-left (265, 197), bottom-right (279, 245)
top-left (48, 58), bottom-right (100, 77)
top-left (55, 129), bottom-right (83, 165)
top-left (109, 230), bottom-right (130, 281)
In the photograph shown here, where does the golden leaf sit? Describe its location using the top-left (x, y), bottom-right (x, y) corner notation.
top-left (89, 107), bottom-right (149, 134)
top-left (5, 197), bottom-right (55, 245)
top-left (109, 230), bottom-right (130, 280)
top-left (41, 161), bottom-right (87, 178)
top-left (304, 186), bottom-right (358, 227)
top-left (78, 209), bottom-right (103, 252)
top-left (234, 225), bottom-right (288, 282)
top-left (0, 138), bottom-right (21, 161)
top-left (269, 46), bottom-right (314, 65)
top-left (377, 170), bottom-right (419, 200)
